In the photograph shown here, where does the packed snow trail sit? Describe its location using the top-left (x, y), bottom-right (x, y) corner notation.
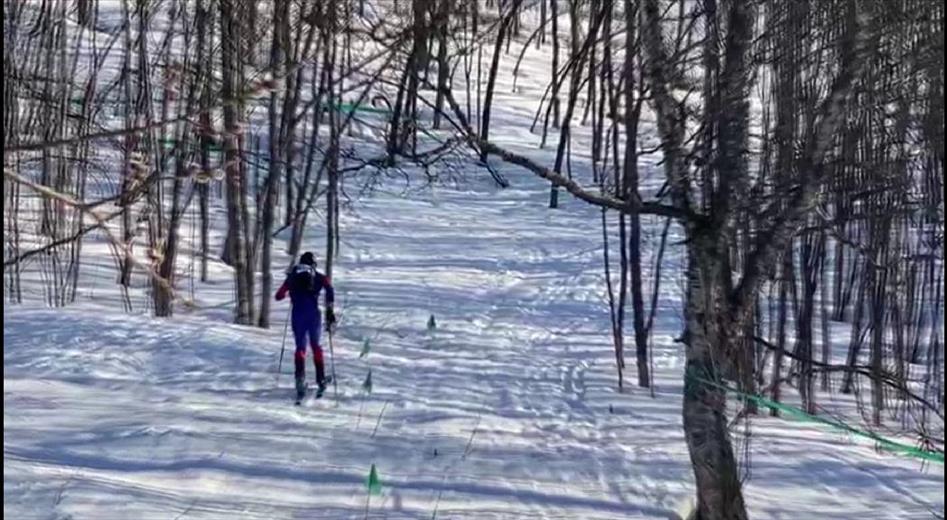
top-left (4, 169), bottom-right (943, 519)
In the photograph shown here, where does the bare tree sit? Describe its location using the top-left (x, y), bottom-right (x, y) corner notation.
top-left (480, 0), bottom-right (523, 163)
top-left (220, 0), bottom-right (252, 324)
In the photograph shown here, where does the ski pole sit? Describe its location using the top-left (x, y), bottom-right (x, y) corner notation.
top-left (328, 318), bottom-right (338, 401)
top-left (278, 303), bottom-right (291, 380)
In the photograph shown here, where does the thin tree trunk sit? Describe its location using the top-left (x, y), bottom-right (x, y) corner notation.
top-left (771, 250), bottom-right (792, 414)
top-left (550, 0), bottom-right (560, 126)
top-left (220, 0), bottom-right (251, 324)
top-left (479, 0), bottom-right (521, 163)
top-left (622, 0), bottom-right (649, 388)
top-left (258, 0), bottom-right (290, 328)
top-left (433, 0), bottom-right (451, 129)
top-left (325, 9), bottom-right (340, 279)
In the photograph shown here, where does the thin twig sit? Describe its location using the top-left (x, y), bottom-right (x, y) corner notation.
top-left (3, 169), bottom-right (194, 309)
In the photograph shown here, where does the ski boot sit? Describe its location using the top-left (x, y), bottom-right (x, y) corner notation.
top-left (295, 377), bottom-right (307, 404)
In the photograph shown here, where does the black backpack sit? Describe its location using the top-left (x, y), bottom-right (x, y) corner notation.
top-left (289, 264), bottom-right (315, 293)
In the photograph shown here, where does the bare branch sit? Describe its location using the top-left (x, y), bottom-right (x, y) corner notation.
top-left (731, 4), bottom-right (875, 317)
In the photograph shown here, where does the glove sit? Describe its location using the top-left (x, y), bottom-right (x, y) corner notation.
top-left (325, 307), bottom-right (336, 330)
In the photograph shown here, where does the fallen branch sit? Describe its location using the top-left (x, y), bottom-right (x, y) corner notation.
top-left (3, 169), bottom-right (194, 309)
top-left (3, 208), bottom-right (120, 267)
top-left (433, 83), bottom-right (700, 222)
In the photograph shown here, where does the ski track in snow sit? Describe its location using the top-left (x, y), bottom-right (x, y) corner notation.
top-left (4, 179), bottom-right (684, 520)
top-left (5, 172), bottom-right (944, 519)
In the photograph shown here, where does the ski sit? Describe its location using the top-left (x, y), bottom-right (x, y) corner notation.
top-left (294, 376), bottom-right (332, 404)
top-left (294, 381), bottom-right (309, 405)
top-left (315, 375), bottom-right (333, 399)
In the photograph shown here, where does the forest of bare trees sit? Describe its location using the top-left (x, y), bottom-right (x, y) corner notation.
top-left (4, 1), bottom-right (943, 518)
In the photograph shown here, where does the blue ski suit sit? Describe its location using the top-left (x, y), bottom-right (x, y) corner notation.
top-left (275, 264), bottom-right (335, 384)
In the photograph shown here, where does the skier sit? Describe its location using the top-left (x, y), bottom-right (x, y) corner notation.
top-left (275, 252), bottom-right (336, 400)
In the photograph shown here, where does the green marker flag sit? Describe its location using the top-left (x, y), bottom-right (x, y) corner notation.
top-left (359, 338), bottom-right (371, 359)
top-left (362, 370), bottom-right (373, 394)
top-left (427, 314), bottom-right (437, 330)
top-left (367, 464), bottom-right (382, 495)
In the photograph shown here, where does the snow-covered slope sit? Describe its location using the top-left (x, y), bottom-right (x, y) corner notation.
top-left (4, 3), bottom-right (944, 517)
top-left (5, 169), bottom-right (943, 519)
